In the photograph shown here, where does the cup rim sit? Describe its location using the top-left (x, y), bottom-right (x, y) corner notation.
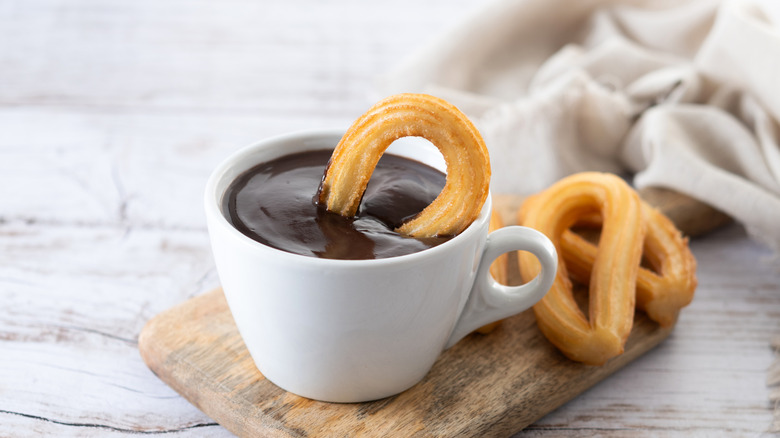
top-left (204, 129), bottom-right (491, 267)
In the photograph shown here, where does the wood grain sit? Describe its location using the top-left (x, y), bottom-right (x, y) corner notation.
top-left (139, 291), bottom-right (671, 438)
top-left (137, 191), bottom-right (721, 437)
top-left (2, 0), bottom-right (779, 436)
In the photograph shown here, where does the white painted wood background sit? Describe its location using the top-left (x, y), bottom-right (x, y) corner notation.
top-left (1, 0), bottom-right (779, 436)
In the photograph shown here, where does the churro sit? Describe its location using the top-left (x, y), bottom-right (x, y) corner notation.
top-left (518, 173), bottom-right (645, 365)
top-left (561, 204), bottom-right (696, 327)
top-left (318, 93), bottom-right (490, 238)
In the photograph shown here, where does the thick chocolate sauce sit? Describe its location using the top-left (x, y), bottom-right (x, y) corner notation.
top-left (223, 149), bottom-right (451, 260)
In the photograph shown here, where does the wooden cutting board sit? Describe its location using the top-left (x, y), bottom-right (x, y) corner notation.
top-left (138, 189), bottom-right (729, 438)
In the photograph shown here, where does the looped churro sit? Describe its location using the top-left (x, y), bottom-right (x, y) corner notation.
top-left (561, 203), bottom-right (697, 328)
top-left (519, 172), bottom-right (645, 365)
top-left (318, 93), bottom-right (490, 238)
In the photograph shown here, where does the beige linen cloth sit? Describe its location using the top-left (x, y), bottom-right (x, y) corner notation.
top-left (376, 0), bottom-right (780, 253)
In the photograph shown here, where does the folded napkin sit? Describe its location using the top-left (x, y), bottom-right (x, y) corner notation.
top-left (376, 0), bottom-right (780, 252)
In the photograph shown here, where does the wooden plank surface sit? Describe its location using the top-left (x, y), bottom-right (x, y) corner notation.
top-left (2, 0), bottom-right (780, 436)
top-left (139, 290), bottom-right (671, 438)
top-left (138, 192), bottom-right (721, 437)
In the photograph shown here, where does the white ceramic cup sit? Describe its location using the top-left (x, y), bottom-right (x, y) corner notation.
top-left (204, 130), bottom-right (557, 403)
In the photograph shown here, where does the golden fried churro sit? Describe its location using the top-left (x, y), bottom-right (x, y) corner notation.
top-left (636, 206), bottom-right (697, 326)
top-left (561, 204), bottom-right (697, 327)
top-left (518, 172), bottom-right (645, 365)
top-left (318, 93), bottom-right (490, 238)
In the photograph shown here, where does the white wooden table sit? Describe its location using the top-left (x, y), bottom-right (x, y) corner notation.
top-left (2, 1), bottom-right (779, 436)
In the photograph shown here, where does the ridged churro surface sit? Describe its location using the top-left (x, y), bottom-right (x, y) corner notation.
top-left (519, 172), bottom-right (645, 365)
top-left (318, 93), bottom-right (490, 238)
top-left (519, 172), bottom-right (697, 365)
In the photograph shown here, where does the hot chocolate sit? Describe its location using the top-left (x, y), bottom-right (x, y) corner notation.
top-left (223, 149), bottom-right (451, 260)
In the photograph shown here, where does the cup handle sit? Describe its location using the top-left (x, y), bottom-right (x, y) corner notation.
top-left (444, 226), bottom-right (558, 349)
